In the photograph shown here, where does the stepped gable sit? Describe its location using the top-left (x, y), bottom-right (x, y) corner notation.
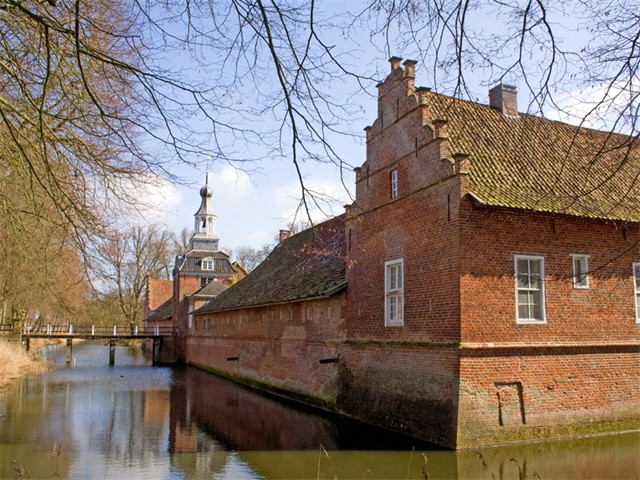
top-left (424, 91), bottom-right (639, 221)
top-left (197, 215), bottom-right (346, 313)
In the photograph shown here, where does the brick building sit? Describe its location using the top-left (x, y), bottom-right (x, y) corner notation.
top-left (144, 174), bottom-right (245, 362)
top-left (188, 58), bottom-right (639, 448)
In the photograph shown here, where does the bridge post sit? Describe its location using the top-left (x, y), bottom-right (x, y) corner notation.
top-left (66, 338), bottom-right (73, 364)
top-left (152, 337), bottom-right (161, 365)
top-left (109, 338), bottom-right (116, 365)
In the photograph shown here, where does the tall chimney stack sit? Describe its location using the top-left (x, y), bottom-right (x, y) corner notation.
top-left (489, 84), bottom-right (518, 117)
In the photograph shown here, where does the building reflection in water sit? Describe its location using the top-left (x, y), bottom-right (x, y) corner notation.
top-left (168, 366), bottom-right (431, 453)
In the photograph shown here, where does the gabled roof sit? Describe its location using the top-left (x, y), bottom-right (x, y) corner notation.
top-left (196, 215), bottom-right (346, 314)
top-left (425, 91), bottom-right (639, 222)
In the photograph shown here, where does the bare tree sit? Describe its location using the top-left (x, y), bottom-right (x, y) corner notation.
top-left (359, 1), bottom-right (638, 134)
top-left (233, 244), bottom-right (272, 272)
top-left (1, 0), bottom-right (636, 308)
top-left (91, 225), bottom-right (175, 327)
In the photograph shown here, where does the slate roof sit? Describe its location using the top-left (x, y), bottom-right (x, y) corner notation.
top-left (176, 250), bottom-right (236, 275)
top-left (426, 92), bottom-right (640, 222)
top-left (196, 215), bottom-right (346, 313)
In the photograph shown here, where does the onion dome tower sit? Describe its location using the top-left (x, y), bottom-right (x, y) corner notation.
top-left (189, 172), bottom-right (219, 252)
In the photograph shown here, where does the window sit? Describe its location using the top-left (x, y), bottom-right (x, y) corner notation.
top-left (385, 259), bottom-right (404, 326)
top-left (200, 277), bottom-right (212, 288)
top-left (390, 169), bottom-right (398, 199)
top-left (634, 263), bottom-right (640, 324)
top-left (202, 258), bottom-right (214, 270)
top-left (515, 256), bottom-right (545, 323)
top-left (571, 254), bottom-right (589, 289)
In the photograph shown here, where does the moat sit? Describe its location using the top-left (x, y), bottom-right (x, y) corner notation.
top-left (0, 342), bottom-right (637, 479)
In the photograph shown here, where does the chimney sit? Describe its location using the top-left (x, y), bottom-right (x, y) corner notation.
top-left (279, 229), bottom-right (291, 243)
top-left (389, 56), bottom-right (403, 72)
top-left (489, 84), bottom-right (518, 116)
top-left (402, 59), bottom-right (417, 78)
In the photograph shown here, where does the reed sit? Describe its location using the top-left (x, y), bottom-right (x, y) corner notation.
top-left (0, 338), bottom-right (47, 392)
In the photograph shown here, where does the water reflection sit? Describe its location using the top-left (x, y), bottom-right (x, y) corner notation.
top-left (0, 343), bottom-right (637, 479)
top-left (169, 366), bottom-right (431, 452)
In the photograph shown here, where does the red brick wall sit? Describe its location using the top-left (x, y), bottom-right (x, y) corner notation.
top-left (144, 279), bottom-right (173, 317)
top-left (188, 295), bottom-right (346, 404)
top-left (457, 347), bottom-right (640, 447)
top-left (459, 203), bottom-right (640, 343)
top-left (346, 76), bottom-right (465, 342)
top-left (454, 204), bottom-right (640, 446)
top-left (337, 344), bottom-right (461, 448)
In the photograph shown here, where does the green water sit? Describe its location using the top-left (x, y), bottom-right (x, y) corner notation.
top-left (0, 342), bottom-right (637, 479)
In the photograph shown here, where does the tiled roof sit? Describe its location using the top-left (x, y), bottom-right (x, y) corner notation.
top-left (196, 215), bottom-right (346, 313)
top-left (176, 250), bottom-right (236, 275)
top-left (195, 280), bottom-right (228, 297)
top-left (145, 299), bottom-right (172, 322)
top-left (427, 92), bottom-right (639, 222)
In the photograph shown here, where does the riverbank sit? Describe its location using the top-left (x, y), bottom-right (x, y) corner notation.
top-left (0, 337), bottom-right (49, 393)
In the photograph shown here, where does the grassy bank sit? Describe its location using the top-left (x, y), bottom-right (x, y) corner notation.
top-left (0, 338), bottom-right (48, 393)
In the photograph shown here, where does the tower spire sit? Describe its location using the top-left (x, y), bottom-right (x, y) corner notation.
top-left (189, 172), bottom-right (219, 251)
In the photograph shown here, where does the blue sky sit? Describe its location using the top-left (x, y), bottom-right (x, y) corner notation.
top-left (125, 2), bottom-right (631, 253)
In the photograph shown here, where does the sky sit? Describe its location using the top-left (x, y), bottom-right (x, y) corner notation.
top-left (156, 158), bottom-right (360, 251)
top-left (124, 2), bottom-right (633, 254)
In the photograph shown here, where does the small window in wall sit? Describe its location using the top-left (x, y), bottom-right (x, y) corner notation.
top-left (515, 256), bottom-right (545, 323)
top-left (200, 277), bottom-right (212, 288)
top-left (390, 169), bottom-right (398, 199)
top-left (634, 263), bottom-right (640, 324)
top-left (571, 254), bottom-right (589, 289)
top-left (385, 259), bottom-right (404, 326)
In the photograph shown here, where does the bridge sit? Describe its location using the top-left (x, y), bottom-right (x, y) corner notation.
top-left (21, 324), bottom-right (176, 365)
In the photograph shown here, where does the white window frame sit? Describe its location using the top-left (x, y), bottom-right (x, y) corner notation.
top-left (385, 258), bottom-right (404, 326)
top-left (633, 263), bottom-right (640, 324)
top-left (570, 254), bottom-right (590, 289)
top-left (390, 169), bottom-right (398, 199)
top-left (201, 258), bottom-right (214, 271)
top-left (514, 255), bottom-right (546, 324)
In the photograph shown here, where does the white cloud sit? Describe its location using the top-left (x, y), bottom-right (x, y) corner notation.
top-left (210, 164), bottom-right (253, 198)
top-left (545, 82), bottom-right (636, 133)
top-left (272, 176), bottom-right (353, 226)
top-left (100, 173), bottom-right (182, 228)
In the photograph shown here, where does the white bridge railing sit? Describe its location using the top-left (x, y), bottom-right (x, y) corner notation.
top-left (23, 324), bottom-right (175, 337)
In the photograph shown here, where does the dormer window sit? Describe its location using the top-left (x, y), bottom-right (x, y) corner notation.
top-left (201, 258), bottom-right (214, 270)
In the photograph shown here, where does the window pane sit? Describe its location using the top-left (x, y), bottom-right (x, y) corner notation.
top-left (389, 296), bottom-right (396, 319)
top-left (518, 304), bottom-right (530, 319)
top-left (517, 273), bottom-right (530, 289)
top-left (533, 295), bottom-right (543, 320)
top-left (574, 257), bottom-right (583, 277)
top-left (529, 259), bottom-right (541, 275)
top-left (517, 259), bottom-right (529, 274)
top-left (634, 265), bottom-right (640, 288)
top-left (518, 291), bottom-right (529, 305)
top-left (530, 274), bottom-right (542, 290)
top-left (388, 266), bottom-right (396, 290)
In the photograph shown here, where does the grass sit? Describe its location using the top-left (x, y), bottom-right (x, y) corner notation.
top-left (0, 338), bottom-right (48, 393)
